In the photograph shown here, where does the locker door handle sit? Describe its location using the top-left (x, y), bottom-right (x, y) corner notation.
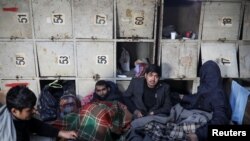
top-left (93, 74), bottom-right (100, 81)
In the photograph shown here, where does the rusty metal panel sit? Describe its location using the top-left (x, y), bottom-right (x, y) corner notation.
top-left (117, 0), bottom-right (156, 38)
top-left (74, 0), bottom-right (113, 39)
top-left (0, 42), bottom-right (36, 78)
top-left (77, 42), bottom-right (114, 78)
top-left (36, 42), bottom-right (75, 76)
top-left (239, 42), bottom-right (250, 78)
top-left (201, 42), bottom-right (238, 78)
top-left (202, 2), bottom-right (241, 40)
top-left (243, 2), bottom-right (250, 40)
top-left (32, 0), bottom-right (72, 39)
top-left (0, 79), bottom-right (39, 98)
top-left (0, 0), bottom-right (32, 38)
top-left (161, 42), bottom-right (198, 79)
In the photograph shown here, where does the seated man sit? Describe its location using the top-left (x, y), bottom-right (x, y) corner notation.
top-left (91, 80), bottom-right (123, 103)
top-left (63, 80), bottom-right (132, 141)
top-left (174, 60), bottom-right (231, 141)
top-left (123, 64), bottom-right (172, 118)
top-left (0, 85), bottom-right (78, 141)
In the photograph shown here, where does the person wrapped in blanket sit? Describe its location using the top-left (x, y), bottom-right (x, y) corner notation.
top-left (0, 85), bottom-right (78, 141)
top-left (171, 60), bottom-right (232, 141)
top-left (63, 80), bottom-right (132, 141)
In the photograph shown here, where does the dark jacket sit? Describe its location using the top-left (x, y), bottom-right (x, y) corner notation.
top-left (123, 77), bottom-right (172, 116)
top-left (14, 117), bottom-right (59, 141)
top-left (181, 60), bottom-right (231, 141)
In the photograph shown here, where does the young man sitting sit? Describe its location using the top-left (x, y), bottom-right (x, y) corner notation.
top-left (0, 85), bottom-right (78, 141)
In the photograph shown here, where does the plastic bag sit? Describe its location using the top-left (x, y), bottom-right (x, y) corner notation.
top-left (119, 48), bottom-right (130, 72)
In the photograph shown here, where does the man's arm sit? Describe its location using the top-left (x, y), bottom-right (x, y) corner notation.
top-left (122, 78), bottom-right (137, 113)
top-left (29, 118), bottom-right (77, 139)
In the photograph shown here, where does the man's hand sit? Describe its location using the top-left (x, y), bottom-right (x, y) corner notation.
top-left (134, 109), bottom-right (143, 118)
top-left (186, 133), bottom-right (198, 141)
top-left (58, 130), bottom-right (78, 139)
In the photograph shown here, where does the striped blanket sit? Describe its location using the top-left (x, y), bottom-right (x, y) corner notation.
top-left (63, 100), bottom-right (132, 141)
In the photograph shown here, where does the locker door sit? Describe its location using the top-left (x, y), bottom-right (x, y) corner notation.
top-left (202, 2), bottom-right (242, 40)
top-left (77, 42), bottom-right (114, 78)
top-left (32, 0), bottom-right (72, 39)
top-left (239, 42), bottom-right (250, 78)
top-left (117, 0), bottom-right (156, 38)
top-left (74, 0), bottom-right (113, 39)
top-left (201, 42), bottom-right (238, 78)
top-left (0, 42), bottom-right (36, 78)
top-left (0, 80), bottom-right (39, 99)
top-left (36, 42), bottom-right (75, 76)
top-left (161, 42), bottom-right (198, 78)
top-left (0, 0), bottom-right (32, 38)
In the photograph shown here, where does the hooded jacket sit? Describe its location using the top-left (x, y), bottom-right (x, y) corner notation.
top-left (181, 60), bottom-right (231, 141)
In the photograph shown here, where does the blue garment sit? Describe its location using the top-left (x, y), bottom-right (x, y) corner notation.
top-left (230, 80), bottom-right (250, 124)
top-left (0, 105), bottom-right (17, 141)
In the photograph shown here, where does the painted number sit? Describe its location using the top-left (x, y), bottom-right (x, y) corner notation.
top-left (221, 17), bottom-right (232, 27)
top-left (17, 13), bottom-right (29, 24)
top-left (58, 55), bottom-right (70, 65)
top-left (134, 11), bottom-right (145, 27)
top-left (95, 14), bottom-right (107, 25)
top-left (97, 55), bottom-right (108, 64)
top-left (135, 17), bottom-right (144, 25)
top-left (221, 58), bottom-right (231, 65)
top-left (15, 54), bottom-right (26, 67)
top-left (52, 13), bottom-right (65, 25)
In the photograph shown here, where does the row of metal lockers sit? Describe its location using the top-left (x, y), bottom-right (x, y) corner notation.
top-left (0, 0), bottom-right (156, 39)
top-left (1, 0), bottom-right (250, 97)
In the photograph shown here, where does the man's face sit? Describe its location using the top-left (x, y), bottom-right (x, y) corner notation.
top-left (145, 72), bottom-right (159, 88)
top-left (11, 107), bottom-right (35, 120)
top-left (95, 85), bottom-right (109, 97)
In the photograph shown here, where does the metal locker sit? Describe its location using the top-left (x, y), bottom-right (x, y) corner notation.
top-left (202, 2), bottom-right (242, 40)
top-left (116, 0), bottom-right (156, 38)
top-left (201, 42), bottom-right (238, 78)
top-left (239, 42), bottom-right (250, 78)
top-left (243, 2), bottom-right (250, 40)
top-left (32, 0), bottom-right (72, 39)
top-left (77, 79), bottom-right (114, 98)
top-left (77, 42), bottom-right (114, 78)
top-left (116, 80), bottom-right (130, 93)
top-left (161, 42), bottom-right (198, 79)
top-left (0, 42), bottom-right (36, 78)
top-left (0, 0), bottom-right (32, 38)
top-left (0, 79), bottom-right (39, 99)
top-left (74, 0), bottom-right (113, 39)
top-left (36, 42), bottom-right (75, 77)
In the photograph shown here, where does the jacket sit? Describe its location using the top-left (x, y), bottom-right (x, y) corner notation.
top-left (123, 77), bottom-right (172, 116)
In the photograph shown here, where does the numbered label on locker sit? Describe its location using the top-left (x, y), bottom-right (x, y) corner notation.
top-left (0, 42), bottom-right (36, 78)
top-left (36, 42), bottom-right (75, 76)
